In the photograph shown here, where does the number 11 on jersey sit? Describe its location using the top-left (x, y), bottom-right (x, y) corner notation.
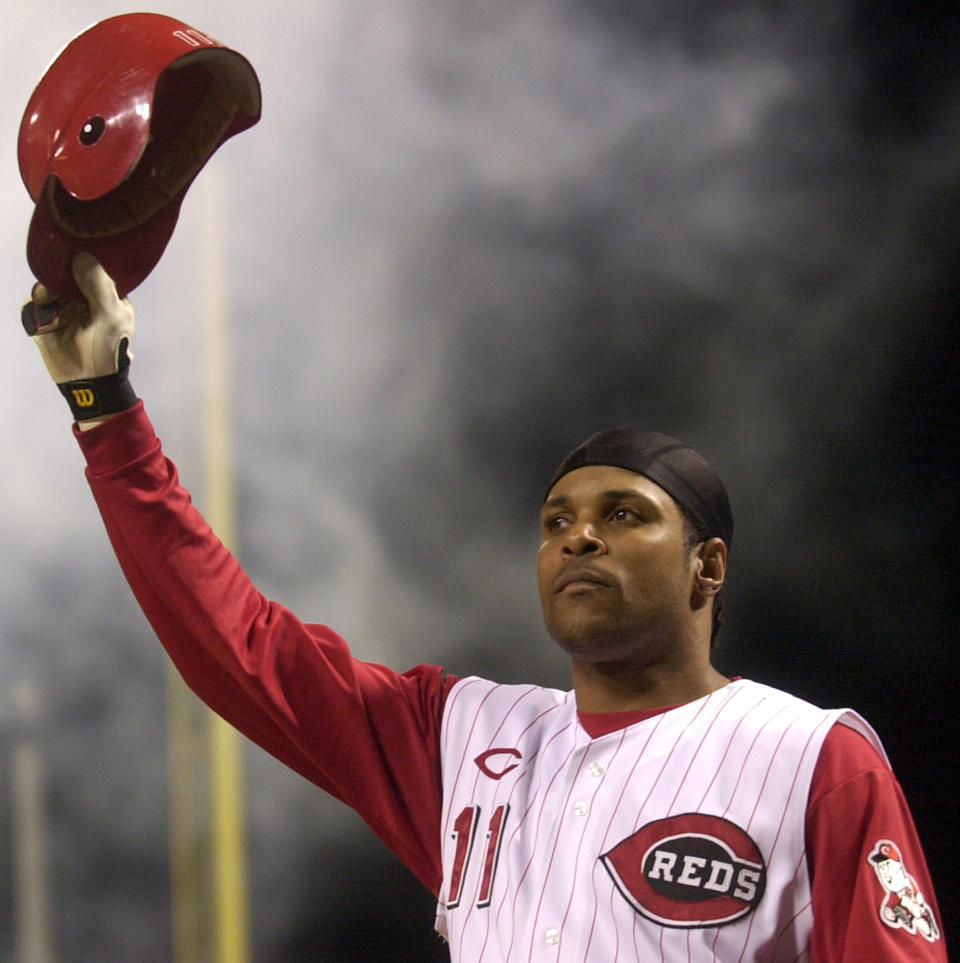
top-left (446, 804), bottom-right (510, 909)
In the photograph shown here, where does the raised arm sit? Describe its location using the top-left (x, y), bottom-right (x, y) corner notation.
top-left (23, 254), bottom-right (455, 892)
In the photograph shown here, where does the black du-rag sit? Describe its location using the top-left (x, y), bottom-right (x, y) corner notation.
top-left (546, 428), bottom-right (734, 547)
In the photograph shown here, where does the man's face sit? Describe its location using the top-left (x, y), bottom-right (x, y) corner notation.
top-left (538, 465), bottom-right (699, 665)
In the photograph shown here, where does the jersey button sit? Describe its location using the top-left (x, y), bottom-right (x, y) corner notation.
top-left (545, 927), bottom-right (560, 945)
top-left (573, 800), bottom-right (589, 816)
top-left (588, 762), bottom-right (605, 777)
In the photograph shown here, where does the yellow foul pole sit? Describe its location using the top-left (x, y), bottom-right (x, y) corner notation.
top-left (202, 164), bottom-right (252, 963)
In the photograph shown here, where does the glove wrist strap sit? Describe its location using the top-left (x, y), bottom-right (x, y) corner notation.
top-left (58, 369), bottom-right (137, 421)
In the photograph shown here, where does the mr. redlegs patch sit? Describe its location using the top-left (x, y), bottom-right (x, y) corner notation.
top-left (600, 813), bottom-right (766, 928)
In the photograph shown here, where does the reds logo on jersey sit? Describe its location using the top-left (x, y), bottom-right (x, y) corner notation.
top-left (600, 813), bottom-right (766, 928)
top-left (474, 747), bottom-right (522, 780)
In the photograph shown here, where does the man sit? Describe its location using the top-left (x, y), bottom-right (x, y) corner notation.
top-left (23, 255), bottom-right (945, 960)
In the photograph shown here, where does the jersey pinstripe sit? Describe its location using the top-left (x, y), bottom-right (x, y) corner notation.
top-left (434, 677), bottom-right (885, 961)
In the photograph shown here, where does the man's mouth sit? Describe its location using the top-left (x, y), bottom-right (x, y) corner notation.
top-left (554, 568), bottom-right (613, 594)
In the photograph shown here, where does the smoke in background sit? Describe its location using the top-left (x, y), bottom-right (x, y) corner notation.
top-left (0, 0), bottom-right (956, 958)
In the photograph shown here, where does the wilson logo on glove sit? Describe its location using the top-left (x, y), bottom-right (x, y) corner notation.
top-left (71, 388), bottom-right (96, 408)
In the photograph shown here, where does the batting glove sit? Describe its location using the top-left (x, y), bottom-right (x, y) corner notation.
top-left (22, 252), bottom-right (137, 421)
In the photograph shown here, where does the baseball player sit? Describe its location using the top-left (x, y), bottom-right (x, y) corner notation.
top-left (21, 255), bottom-right (946, 961)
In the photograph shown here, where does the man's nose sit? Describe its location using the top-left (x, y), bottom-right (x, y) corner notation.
top-left (562, 522), bottom-right (606, 555)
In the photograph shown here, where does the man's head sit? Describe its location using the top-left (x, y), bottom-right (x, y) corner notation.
top-left (538, 429), bottom-right (732, 664)
top-left (546, 428), bottom-right (733, 548)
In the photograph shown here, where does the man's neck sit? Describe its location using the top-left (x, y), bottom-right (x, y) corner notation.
top-left (571, 656), bottom-right (730, 713)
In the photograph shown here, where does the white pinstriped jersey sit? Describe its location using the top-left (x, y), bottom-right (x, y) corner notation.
top-left (434, 677), bottom-right (884, 961)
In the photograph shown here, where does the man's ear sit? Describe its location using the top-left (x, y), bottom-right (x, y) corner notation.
top-left (694, 538), bottom-right (727, 597)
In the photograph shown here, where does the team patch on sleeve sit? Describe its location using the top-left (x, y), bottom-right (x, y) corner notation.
top-left (600, 813), bottom-right (766, 928)
top-left (868, 839), bottom-right (940, 942)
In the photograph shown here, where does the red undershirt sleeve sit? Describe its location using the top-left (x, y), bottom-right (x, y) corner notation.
top-left (806, 723), bottom-right (946, 961)
top-left (76, 402), bottom-right (456, 894)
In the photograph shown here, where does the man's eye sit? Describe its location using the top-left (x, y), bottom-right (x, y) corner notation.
top-left (611, 506), bottom-right (639, 522)
top-left (544, 515), bottom-right (568, 533)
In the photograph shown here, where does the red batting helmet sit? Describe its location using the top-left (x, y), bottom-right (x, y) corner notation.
top-left (18, 13), bottom-right (261, 299)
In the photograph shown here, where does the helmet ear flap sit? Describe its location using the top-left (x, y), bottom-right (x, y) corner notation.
top-left (18, 14), bottom-right (261, 299)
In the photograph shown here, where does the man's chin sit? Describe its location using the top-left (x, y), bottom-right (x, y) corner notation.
top-left (546, 621), bottom-right (635, 662)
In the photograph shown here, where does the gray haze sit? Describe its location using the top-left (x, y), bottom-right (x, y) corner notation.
top-left (1, 1), bottom-right (957, 958)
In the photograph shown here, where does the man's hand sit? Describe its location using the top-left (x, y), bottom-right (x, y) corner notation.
top-left (23, 252), bottom-right (137, 422)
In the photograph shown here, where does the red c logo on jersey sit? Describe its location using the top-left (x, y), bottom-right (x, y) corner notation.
top-left (474, 748), bottom-right (522, 780)
top-left (600, 813), bottom-right (766, 928)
